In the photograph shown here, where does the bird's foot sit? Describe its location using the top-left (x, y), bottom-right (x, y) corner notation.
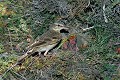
top-left (38, 52), bottom-right (45, 60)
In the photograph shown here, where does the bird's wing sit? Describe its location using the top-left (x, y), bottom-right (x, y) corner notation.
top-left (16, 30), bottom-right (62, 65)
top-left (26, 30), bottom-right (62, 50)
top-left (31, 30), bottom-right (62, 50)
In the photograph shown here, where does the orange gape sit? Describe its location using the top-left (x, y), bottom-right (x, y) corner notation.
top-left (62, 35), bottom-right (79, 51)
top-left (69, 35), bottom-right (76, 44)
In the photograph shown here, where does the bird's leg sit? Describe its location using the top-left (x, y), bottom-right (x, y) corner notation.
top-left (51, 49), bottom-right (57, 58)
top-left (43, 50), bottom-right (49, 56)
top-left (52, 49), bottom-right (57, 55)
top-left (38, 52), bottom-right (44, 60)
top-left (38, 52), bottom-right (41, 57)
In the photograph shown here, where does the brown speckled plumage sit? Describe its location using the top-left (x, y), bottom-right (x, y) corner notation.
top-left (17, 23), bottom-right (68, 64)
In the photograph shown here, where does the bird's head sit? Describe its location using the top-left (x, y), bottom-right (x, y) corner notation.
top-left (51, 23), bottom-right (69, 33)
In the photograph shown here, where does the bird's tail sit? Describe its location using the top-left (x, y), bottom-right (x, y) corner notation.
top-left (17, 49), bottom-right (33, 64)
top-left (1, 49), bottom-right (33, 79)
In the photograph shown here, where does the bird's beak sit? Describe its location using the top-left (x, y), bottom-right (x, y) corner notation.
top-left (63, 27), bottom-right (69, 30)
top-left (60, 27), bottom-right (69, 33)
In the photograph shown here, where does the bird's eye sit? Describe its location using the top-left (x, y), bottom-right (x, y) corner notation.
top-left (58, 24), bottom-right (64, 27)
top-left (58, 24), bottom-right (60, 26)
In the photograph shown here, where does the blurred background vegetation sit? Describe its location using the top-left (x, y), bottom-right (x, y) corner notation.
top-left (0, 0), bottom-right (120, 80)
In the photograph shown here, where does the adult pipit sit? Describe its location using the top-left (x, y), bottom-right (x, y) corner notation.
top-left (1, 22), bottom-right (69, 78)
top-left (18, 22), bottom-right (69, 64)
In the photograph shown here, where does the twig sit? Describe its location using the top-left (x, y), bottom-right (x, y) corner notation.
top-left (103, 3), bottom-right (108, 23)
top-left (85, 0), bottom-right (90, 8)
top-left (80, 26), bottom-right (94, 32)
top-left (8, 28), bottom-right (14, 52)
top-left (11, 70), bottom-right (27, 80)
top-left (1, 63), bottom-right (18, 78)
top-left (1, 49), bottom-right (33, 78)
top-left (114, 43), bottom-right (120, 46)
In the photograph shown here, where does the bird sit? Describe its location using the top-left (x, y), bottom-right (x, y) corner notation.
top-left (1, 22), bottom-right (69, 77)
top-left (17, 22), bottom-right (69, 64)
